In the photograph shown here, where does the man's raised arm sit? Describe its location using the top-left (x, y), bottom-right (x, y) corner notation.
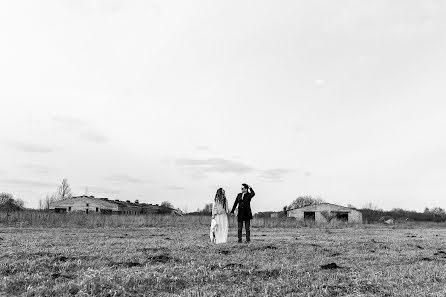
top-left (249, 186), bottom-right (255, 198)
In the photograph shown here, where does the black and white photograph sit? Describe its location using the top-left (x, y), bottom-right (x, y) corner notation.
top-left (1, 1), bottom-right (446, 296)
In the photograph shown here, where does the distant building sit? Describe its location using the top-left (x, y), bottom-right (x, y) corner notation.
top-left (287, 203), bottom-right (362, 223)
top-left (49, 196), bottom-right (181, 215)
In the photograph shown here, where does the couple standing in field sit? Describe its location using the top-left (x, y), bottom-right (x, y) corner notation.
top-left (210, 184), bottom-right (255, 244)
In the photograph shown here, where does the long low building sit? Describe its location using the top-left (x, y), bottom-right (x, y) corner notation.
top-left (49, 196), bottom-right (180, 215)
top-left (287, 203), bottom-right (362, 223)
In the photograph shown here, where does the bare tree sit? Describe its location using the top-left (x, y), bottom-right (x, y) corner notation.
top-left (14, 197), bottom-right (25, 208)
top-left (0, 192), bottom-right (14, 205)
top-left (0, 193), bottom-right (24, 210)
top-left (288, 196), bottom-right (324, 210)
top-left (38, 198), bottom-right (43, 210)
top-left (54, 179), bottom-right (73, 201)
top-left (362, 202), bottom-right (380, 211)
top-left (44, 194), bottom-right (55, 210)
top-left (161, 201), bottom-right (174, 209)
top-left (430, 207), bottom-right (446, 217)
top-left (201, 203), bottom-right (213, 214)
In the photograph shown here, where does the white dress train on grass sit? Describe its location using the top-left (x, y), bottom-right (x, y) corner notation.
top-left (210, 200), bottom-right (229, 244)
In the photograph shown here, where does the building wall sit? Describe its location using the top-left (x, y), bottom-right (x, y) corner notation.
top-left (49, 197), bottom-right (119, 213)
top-left (49, 197), bottom-right (170, 215)
top-left (287, 204), bottom-right (362, 223)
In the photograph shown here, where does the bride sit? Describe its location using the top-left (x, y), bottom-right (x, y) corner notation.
top-left (210, 188), bottom-right (229, 244)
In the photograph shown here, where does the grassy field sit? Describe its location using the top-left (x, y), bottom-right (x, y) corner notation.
top-left (1, 224), bottom-right (446, 296)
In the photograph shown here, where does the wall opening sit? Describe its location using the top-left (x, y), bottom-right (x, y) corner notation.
top-left (96, 207), bottom-right (99, 212)
top-left (336, 212), bottom-right (348, 222)
top-left (68, 207), bottom-right (71, 212)
top-left (86, 209), bottom-right (89, 214)
top-left (55, 208), bottom-right (66, 213)
top-left (304, 212), bottom-right (315, 221)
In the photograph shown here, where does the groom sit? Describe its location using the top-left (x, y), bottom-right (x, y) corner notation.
top-left (230, 184), bottom-right (255, 243)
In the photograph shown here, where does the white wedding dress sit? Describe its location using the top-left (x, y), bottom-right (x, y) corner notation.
top-left (210, 200), bottom-right (229, 244)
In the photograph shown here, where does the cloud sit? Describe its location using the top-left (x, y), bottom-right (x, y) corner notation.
top-left (0, 178), bottom-right (57, 188)
top-left (52, 115), bottom-right (87, 127)
top-left (196, 145), bottom-right (211, 152)
top-left (176, 158), bottom-right (255, 178)
top-left (314, 79), bottom-right (326, 86)
top-left (21, 163), bottom-right (52, 174)
top-left (80, 131), bottom-right (109, 143)
top-left (84, 186), bottom-right (121, 195)
top-left (258, 168), bottom-right (294, 182)
top-left (12, 142), bottom-right (54, 153)
top-left (105, 174), bottom-right (150, 184)
top-left (165, 185), bottom-right (185, 191)
top-left (52, 116), bottom-right (109, 144)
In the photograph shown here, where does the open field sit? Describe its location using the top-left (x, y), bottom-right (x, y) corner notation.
top-left (1, 224), bottom-right (446, 296)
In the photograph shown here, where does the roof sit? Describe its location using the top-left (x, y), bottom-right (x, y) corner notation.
top-left (287, 203), bottom-right (359, 212)
top-left (49, 196), bottom-right (176, 211)
top-left (50, 196), bottom-right (119, 209)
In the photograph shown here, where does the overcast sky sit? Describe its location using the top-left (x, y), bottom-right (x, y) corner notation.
top-left (1, 1), bottom-right (445, 212)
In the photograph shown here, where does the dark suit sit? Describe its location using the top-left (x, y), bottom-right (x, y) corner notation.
top-left (231, 187), bottom-right (255, 242)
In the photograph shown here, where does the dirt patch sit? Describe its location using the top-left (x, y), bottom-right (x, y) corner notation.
top-left (138, 247), bottom-right (168, 253)
top-left (218, 250), bottom-right (232, 255)
top-left (53, 255), bottom-right (77, 262)
top-left (416, 245), bottom-right (424, 250)
top-left (321, 263), bottom-right (342, 270)
top-left (433, 251), bottom-right (446, 256)
top-left (210, 263), bottom-right (245, 270)
top-left (224, 263), bottom-right (245, 269)
top-left (252, 269), bottom-right (280, 279)
top-left (148, 254), bottom-right (175, 264)
top-left (421, 257), bottom-right (433, 261)
top-left (251, 245), bottom-right (277, 251)
top-left (51, 273), bottom-right (74, 279)
top-left (109, 261), bottom-right (144, 268)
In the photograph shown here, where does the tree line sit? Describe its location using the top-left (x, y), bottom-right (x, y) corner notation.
top-left (255, 196), bottom-right (446, 223)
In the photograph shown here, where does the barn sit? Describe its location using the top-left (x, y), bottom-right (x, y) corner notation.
top-left (49, 196), bottom-right (179, 215)
top-left (287, 203), bottom-right (362, 223)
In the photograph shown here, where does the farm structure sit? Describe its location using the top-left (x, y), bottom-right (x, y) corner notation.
top-left (287, 203), bottom-right (362, 223)
top-left (49, 196), bottom-right (180, 215)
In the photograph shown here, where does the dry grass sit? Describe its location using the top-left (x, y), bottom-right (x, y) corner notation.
top-left (1, 222), bottom-right (446, 296)
top-left (0, 211), bottom-right (348, 228)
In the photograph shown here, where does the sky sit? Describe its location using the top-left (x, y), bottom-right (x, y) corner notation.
top-left (1, 0), bottom-right (446, 212)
